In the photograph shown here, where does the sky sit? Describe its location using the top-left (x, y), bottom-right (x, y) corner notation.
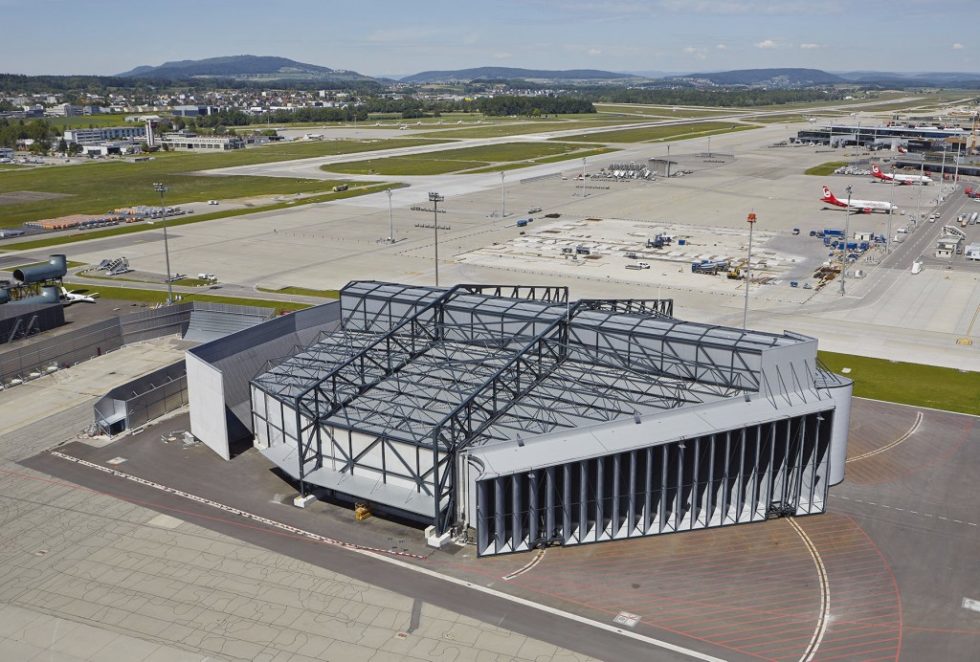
top-left (1, 0), bottom-right (978, 77)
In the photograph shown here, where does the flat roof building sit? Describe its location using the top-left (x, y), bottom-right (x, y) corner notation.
top-left (64, 126), bottom-right (150, 145)
top-left (161, 133), bottom-right (245, 151)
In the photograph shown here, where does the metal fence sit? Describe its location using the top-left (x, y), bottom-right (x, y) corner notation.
top-left (0, 303), bottom-right (193, 385)
top-left (0, 302), bottom-right (271, 385)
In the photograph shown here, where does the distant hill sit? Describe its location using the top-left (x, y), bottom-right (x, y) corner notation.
top-left (666, 68), bottom-right (845, 87)
top-left (400, 67), bottom-right (639, 83)
top-left (837, 70), bottom-right (980, 87)
top-left (116, 55), bottom-right (377, 84)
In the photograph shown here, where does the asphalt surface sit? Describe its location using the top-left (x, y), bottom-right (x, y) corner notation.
top-left (19, 396), bottom-right (980, 661)
top-left (22, 438), bottom-right (703, 662)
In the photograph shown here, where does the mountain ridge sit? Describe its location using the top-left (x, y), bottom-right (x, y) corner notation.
top-left (400, 67), bottom-right (639, 83)
top-left (116, 55), bottom-right (376, 83)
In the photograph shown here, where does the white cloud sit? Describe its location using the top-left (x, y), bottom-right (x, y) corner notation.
top-left (492, 51), bottom-right (512, 60)
top-left (683, 46), bottom-right (707, 60)
top-left (800, 43), bottom-right (822, 49)
top-left (716, 43), bottom-right (727, 50)
top-left (588, 47), bottom-right (602, 55)
top-left (953, 42), bottom-right (964, 50)
top-left (755, 39), bottom-right (777, 49)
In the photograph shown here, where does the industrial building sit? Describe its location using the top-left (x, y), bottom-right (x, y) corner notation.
top-left (63, 126), bottom-right (150, 145)
top-left (233, 282), bottom-right (852, 556)
top-left (161, 132), bottom-right (245, 151)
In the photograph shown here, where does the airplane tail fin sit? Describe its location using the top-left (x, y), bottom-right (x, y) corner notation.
top-left (821, 185), bottom-right (840, 204)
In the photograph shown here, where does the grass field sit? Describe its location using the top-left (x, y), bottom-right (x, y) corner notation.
top-left (0, 138), bottom-right (441, 227)
top-left (414, 117), bottom-right (645, 140)
top-left (321, 142), bottom-right (604, 176)
top-left (805, 161), bottom-right (849, 176)
top-left (256, 285), bottom-right (340, 298)
top-left (594, 104), bottom-right (740, 119)
top-left (65, 282), bottom-right (311, 314)
top-left (561, 122), bottom-right (759, 144)
top-left (819, 351), bottom-right (980, 416)
top-left (0, 183), bottom-right (397, 252)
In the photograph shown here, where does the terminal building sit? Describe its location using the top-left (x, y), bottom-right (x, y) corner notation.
top-left (189, 282), bottom-right (853, 556)
top-left (795, 123), bottom-right (970, 151)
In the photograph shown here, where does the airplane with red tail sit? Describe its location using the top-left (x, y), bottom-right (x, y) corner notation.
top-left (821, 186), bottom-right (896, 213)
top-left (871, 164), bottom-right (932, 185)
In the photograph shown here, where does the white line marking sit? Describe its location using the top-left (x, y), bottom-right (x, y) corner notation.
top-left (788, 518), bottom-right (829, 662)
top-left (854, 396), bottom-right (980, 420)
top-left (830, 497), bottom-right (978, 527)
top-left (50, 452), bottom-right (724, 662)
top-left (847, 411), bottom-right (923, 463)
top-left (503, 548), bottom-right (546, 581)
top-left (963, 597), bottom-right (980, 613)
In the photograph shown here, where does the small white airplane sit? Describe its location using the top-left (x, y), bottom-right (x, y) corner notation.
top-left (821, 186), bottom-right (896, 213)
top-left (871, 164), bottom-right (932, 186)
top-left (60, 287), bottom-right (98, 305)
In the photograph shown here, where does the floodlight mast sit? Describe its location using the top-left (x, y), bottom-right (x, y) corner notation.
top-left (386, 189), bottom-right (394, 242)
top-left (500, 171), bottom-right (506, 218)
top-left (152, 182), bottom-right (173, 304)
top-left (742, 212), bottom-right (756, 329)
top-left (429, 192), bottom-right (444, 286)
top-left (840, 186), bottom-right (852, 296)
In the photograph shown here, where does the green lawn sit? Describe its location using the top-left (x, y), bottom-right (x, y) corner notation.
top-left (65, 282), bottom-right (311, 314)
top-left (0, 183), bottom-right (398, 252)
top-left (804, 161), bottom-right (849, 176)
top-left (560, 122), bottom-right (758, 143)
top-left (257, 285), bottom-right (341, 298)
top-left (819, 351), bottom-right (980, 416)
top-left (0, 138), bottom-right (441, 228)
top-left (321, 142), bottom-right (604, 176)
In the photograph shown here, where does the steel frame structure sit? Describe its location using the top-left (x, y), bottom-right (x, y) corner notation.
top-left (251, 281), bottom-right (840, 541)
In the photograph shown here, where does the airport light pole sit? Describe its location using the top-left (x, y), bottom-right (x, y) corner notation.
top-left (954, 140), bottom-right (962, 190)
top-left (386, 188), bottom-right (394, 242)
top-left (153, 182), bottom-right (174, 305)
top-left (742, 212), bottom-right (756, 329)
top-left (940, 145), bottom-right (948, 193)
top-left (500, 171), bottom-right (506, 218)
top-left (887, 166), bottom-right (896, 255)
top-left (840, 186), bottom-right (852, 297)
top-left (429, 192), bottom-right (444, 287)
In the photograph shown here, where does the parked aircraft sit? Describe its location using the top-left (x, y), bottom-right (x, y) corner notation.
top-left (821, 186), bottom-right (896, 213)
top-left (871, 164), bottom-right (932, 185)
top-left (59, 287), bottom-right (98, 305)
